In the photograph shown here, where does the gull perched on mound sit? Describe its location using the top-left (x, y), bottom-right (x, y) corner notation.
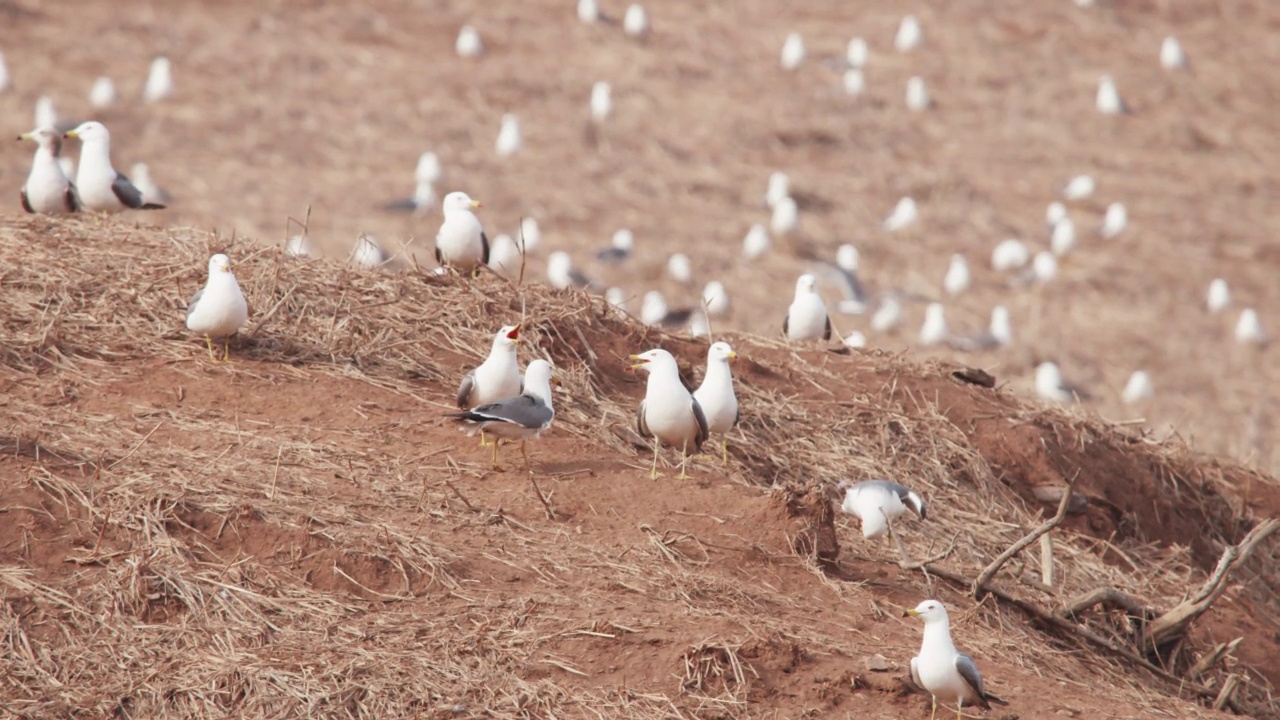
top-left (64, 122), bottom-right (166, 211)
top-left (488, 234), bottom-right (522, 278)
top-left (629, 349), bottom-right (709, 479)
top-left (1035, 362), bottom-right (1086, 402)
top-left (186, 254), bottom-right (249, 362)
top-left (456, 325), bottom-right (522, 411)
top-left (285, 234), bottom-right (312, 258)
top-left (783, 274), bottom-right (831, 342)
top-left (447, 358), bottom-right (556, 470)
top-left (693, 342), bottom-right (739, 464)
top-left (837, 479), bottom-right (926, 540)
top-left (17, 127), bottom-right (79, 214)
top-left (143, 57), bottom-right (173, 102)
top-left (903, 600), bottom-right (1005, 720)
top-left (351, 234), bottom-right (389, 268)
top-left (435, 191), bottom-right (489, 275)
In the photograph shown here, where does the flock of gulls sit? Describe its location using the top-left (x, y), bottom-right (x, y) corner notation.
top-left (2, 6), bottom-right (1267, 718)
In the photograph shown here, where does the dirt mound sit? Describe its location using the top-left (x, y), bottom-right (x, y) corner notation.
top-left (1, 217), bottom-right (1276, 718)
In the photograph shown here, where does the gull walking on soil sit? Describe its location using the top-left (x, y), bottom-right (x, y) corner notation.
top-left (447, 359), bottom-right (556, 470)
top-left (904, 600), bottom-right (1005, 720)
top-left (692, 342), bottom-right (740, 464)
top-left (629, 349), bottom-right (709, 479)
top-left (186, 254), bottom-right (249, 362)
top-left (17, 127), bottom-right (79, 214)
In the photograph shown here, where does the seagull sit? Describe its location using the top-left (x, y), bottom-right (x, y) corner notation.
top-left (605, 287), bottom-right (628, 309)
top-left (1051, 217), bottom-right (1076, 256)
top-left (34, 96), bottom-right (59, 131)
top-left (455, 25), bottom-right (484, 58)
top-left (693, 342), bottom-right (740, 464)
top-left (447, 358), bottom-right (556, 470)
top-left (1206, 278), bottom-right (1230, 313)
top-left (1100, 202), bottom-right (1127, 239)
top-left (63, 122), bottom-right (166, 211)
top-left (783, 274), bottom-right (831, 342)
top-left (456, 325), bottom-right (522, 418)
top-left (905, 76), bottom-right (931, 111)
top-left (185, 254), bottom-right (249, 362)
top-left (435, 191), bottom-right (489, 274)
top-left (948, 306), bottom-right (1013, 352)
top-left (1029, 251), bottom-right (1057, 283)
top-left (837, 479), bottom-right (926, 541)
top-left (351, 234), bottom-right (390, 268)
top-left (640, 291), bottom-right (693, 329)
top-left (1062, 174), bottom-right (1095, 201)
top-left (416, 151), bottom-right (443, 186)
top-left (903, 600), bottom-right (1005, 720)
top-left (495, 113), bottom-right (521, 157)
top-left (518, 217), bottom-right (541, 252)
top-left (743, 223), bottom-right (771, 259)
top-left (130, 163), bottom-right (170, 206)
top-left (1121, 371), bottom-right (1154, 404)
top-left (88, 76), bottom-right (116, 108)
top-left (590, 81), bottom-right (612, 123)
top-left (702, 280), bottom-right (731, 317)
top-left (871, 295), bottom-right (903, 333)
top-left (846, 37), bottom-right (869, 67)
top-left (895, 15), bottom-right (922, 52)
top-left (780, 33), bottom-right (805, 71)
top-left (17, 127), bottom-right (79, 214)
top-left (623, 4), bottom-right (649, 37)
top-left (547, 251), bottom-right (593, 290)
top-left (883, 196), bottom-right (918, 232)
top-left (381, 179), bottom-right (436, 214)
top-left (766, 171), bottom-right (789, 209)
top-left (1035, 362), bottom-right (1086, 402)
top-left (919, 304), bottom-right (949, 346)
top-left (488, 234), bottom-right (523, 278)
top-left (771, 196), bottom-right (798, 235)
top-left (667, 253), bottom-right (692, 283)
top-left (824, 243), bottom-right (868, 314)
top-left (0, 52), bottom-right (9, 93)
top-left (577, 0), bottom-right (600, 24)
top-left (629, 349), bottom-right (709, 479)
top-left (1045, 201), bottom-right (1067, 228)
top-left (843, 69), bottom-right (865, 97)
top-left (688, 310), bottom-right (710, 338)
top-left (596, 229), bottom-right (634, 263)
top-left (943, 255), bottom-right (970, 296)
top-left (843, 331), bottom-right (867, 348)
top-left (990, 239), bottom-right (1029, 271)
top-left (143, 57), bottom-right (173, 102)
top-left (1096, 75), bottom-right (1128, 115)
top-left (285, 234), bottom-right (312, 258)
top-left (1160, 36), bottom-right (1187, 71)
top-left (1235, 309), bottom-right (1266, 346)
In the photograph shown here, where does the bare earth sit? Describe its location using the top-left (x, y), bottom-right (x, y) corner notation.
top-left (1, 0), bottom-right (1279, 718)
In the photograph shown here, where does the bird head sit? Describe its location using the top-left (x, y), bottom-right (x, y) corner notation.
top-left (64, 121), bottom-right (109, 142)
top-left (903, 599), bottom-right (947, 622)
top-left (709, 342), bottom-right (737, 363)
top-left (442, 191), bottom-right (480, 214)
top-left (626, 348), bottom-right (668, 374)
top-left (208, 254), bottom-right (232, 274)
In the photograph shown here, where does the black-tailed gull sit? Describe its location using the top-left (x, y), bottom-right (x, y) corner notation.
top-left (186, 254), bottom-right (249, 361)
top-left (629, 349), bottom-right (708, 479)
top-left (447, 358), bottom-right (555, 470)
top-left (435, 191), bottom-right (489, 275)
top-left (89, 76), bottom-right (117, 109)
top-left (943, 255), bottom-right (969, 296)
top-left (783, 274), bottom-right (831, 342)
top-left (596, 229), bottom-right (633, 263)
top-left (456, 325), bottom-right (522, 411)
top-left (18, 127), bottom-right (80, 214)
top-left (919, 303), bottom-right (948, 346)
top-left (692, 342), bottom-right (739, 463)
top-left (63, 122), bottom-right (165, 211)
top-left (837, 479), bottom-right (926, 540)
top-left (1035, 362), bottom-right (1087, 402)
top-left (1096, 75), bottom-right (1127, 115)
top-left (143, 57), bottom-right (173, 102)
top-left (903, 600), bottom-right (1004, 719)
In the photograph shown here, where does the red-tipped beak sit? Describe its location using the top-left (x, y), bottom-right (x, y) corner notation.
top-left (507, 325), bottom-right (520, 340)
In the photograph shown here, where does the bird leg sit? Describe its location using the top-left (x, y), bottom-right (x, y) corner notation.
top-left (520, 441), bottom-right (530, 471)
top-left (678, 444), bottom-right (691, 480)
top-left (479, 431), bottom-right (491, 447)
top-left (203, 335), bottom-right (219, 362)
top-left (221, 338), bottom-right (233, 363)
top-left (720, 439), bottom-right (729, 465)
top-left (490, 438), bottom-right (501, 469)
top-left (883, 512), bottom-right (911, 564)
top-left (649, 439), bottom-right (662, 479)
top-left (930, 696), bottom-right (938, 720)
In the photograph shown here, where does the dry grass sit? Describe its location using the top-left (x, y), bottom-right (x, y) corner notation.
top-left (0, 216), bottom-right (1276, 718)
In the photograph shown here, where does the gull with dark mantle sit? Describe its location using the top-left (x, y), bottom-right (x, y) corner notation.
top-left (63, 122), bottom-right (165, 212)
top-left (629, 349), bottom-right (708, 479)
top-left (447, 359), bottom-right (556, 470)
top-left (903, 600), bottom-right (1007, 720)
top-left (836, 479), bottom-right (927, 561)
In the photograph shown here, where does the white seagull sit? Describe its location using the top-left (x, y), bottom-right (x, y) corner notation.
top-left (64, 122), bottom-right (166, 211)
top-left (577, 0), bottom-right (600, 23)
top-left (623, 4), bottom-right (649, 37)
top-left (1045, 201), bottom-right (1067, 228)
top-left (1096, 75), bottom-right (1128, 115)
top-left (448, 358), bottom-right (556, 470)
top-left (596, 228), bottom-right (634, 263)
top-left (919, 303), bottom-right (949, 346)
top-left (456, 325), bottom-right (523, 419)
top-left (1160, 36), bottom-right (1187, 71)
top-left (837, 479), bottom-right (926, 540)
top-left (416, 151), bottom-right (443, 186)
top-left (1121, 371), bottom-right (1154, 404)
top-left (590, 81), bottom-right (612, 123)
top-left (130, 163), bottom-right (170, 206)
top-left (742, 223), bottom-right (771, 260)
top-left (904, 600), bottom-right (1004, 720)
top-left (843, 69), bottom-right (865, 97)
top-left (783, 274), bottom-right (831, 342)
top-left (667, 253), bottom-right (693, 283)
top-left (495, 113), bottom-right (521, 157)
top-left (143, 57), bottom-right (173, 102)
top-left (846, 37), bottom-right (869, 68)
top-left (1062, 174), bottom-right (1095, 201)
top-left (771, 196), bottom-right (798, 235)
top-left (89, 76), bottom-right (117, 108)
top-left (1035, 362), bottom-right (1086, 402)
top-left (1235, 309), bottom-right (1266, 346)
top-left (883, 196), bottom-right (918, 232)
top-left (1100, 202), bottom-right (1127, 239)
top-left (0, 52), bottom-right (9, 93)
top-left (780, 33), bottom-right (805, 71)
top-left (895, 15), bottom-right (922, 52)
top-left (629, 349), bottom-right (709, 479)
top-left (702, 280), bottom-right (731, 316)
top-left (34, 96), bottom-right (58, 131)
top-left (990, 239), bottom-right (1029, 271)
top-left (17, 127), bottom-right (80, 214)
top-left (518, 217), bottom-right (541, 252)
top-left (455, 25), bottom-right (484, 58)
top-left (766, 171), bottom-right (789, 209)
top-left (185, 254), bottom-right (249, 361)
top-left (1051, 217), bottom-right (1076, 256)
top-left (828, 243), bottom-right (868, 314)
top-left (906, 76), bottom-right (931, 111)
top-left (871, 295), bottom-right (903, 333)
top-left (692, 342), bottom-right (740, 463)
top-left (351, 234), bottom-right (389, 269)
top-left (487, 234), bottom-right (523, 278)
top-left (435, 191), bottom-right (489, 274)
top-left (1205, 278), bottom-right (1230, 313)
top-left (943, 255), bottom-right (970, 296)
top-left (547, 251), bottom-right (593, 290)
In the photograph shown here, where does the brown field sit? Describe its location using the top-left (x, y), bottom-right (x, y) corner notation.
top-left (1, 0), bottom-right (1279, 718)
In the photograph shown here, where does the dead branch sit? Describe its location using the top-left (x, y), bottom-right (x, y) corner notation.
top-left (973, 478), bottom-right (1074, 599)
top-left (1059, 587), bottom-right (1150, 621)
top-left (1144, 518), bottom-right (1279, 652)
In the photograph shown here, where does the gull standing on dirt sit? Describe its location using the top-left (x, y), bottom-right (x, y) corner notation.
top-left (447, 359), bottom-right (556, 470)
top-left (1160, 36), bottom-right (1187, 70)
top-left (89, 76), bottom-right (117, 108)
top-left (702, 280), bottom-right (731, 316)
top-left (1051, 216), bottom-right (1076, 256)
top-left (871, 295), bottom-right (903, 333)
top-left (1096, 75), bottom-right (1127, 114)
top-left (1045, 201), bottom-right (1067, 228)
top-left (919, 303), bottom-right (949, 346)
top-left (624, 4), bottom-right (649, 37)
top-left (843, 331), bottom-right (867, 348)
top-left (1062, 174), bottom-right (1095, 201)
top-left (487, 234), bottom-right (522, 278)
top-left (1235, 309), bottom-right (1266, 346)
top-left (948, 306), bottom-right (1013, 352)
top-left (1206, 278), bottom-right (1230, 313)
top-left (495, 113), bottom-right (521, 157)
top-left (667, 253), bottom-right (692, 284)
top-left (846, 37), bottom-right (869, 67)
top-left (827, 243), bottom-right (868, 314)
top-left (577, 0), bottom-right (600, 23)
top-left (783, 274), bottom-right (831, 342)
top-left (990, 239), bottom-right (1029, 271)
top-left (780, 33), bottom-right (805, 71)
top-left (547, 251), bottom-right (593, 290)
top-left (1121, 371), bottom-right (1154, 404)
top-left (186, 254), bottom-right (249, 362)
top-left (743, 223), bottom-right (771, 260)
top-left (837, 479), bottom-right (926, 542)
top-left (64, 122), bottom-right (165, 212)
top-left (1035, 362), bottom-right (1086, 402)
top-left (895, 15), bottom-right (922, 52)
top-left (352, 234), bottom-right (389, 268)
top-left (143, 57), bottom-right (173, 102)
top-left (843, 69), bottom-right (865, 97)
top-left (435, 191), bottom-right (490, 274)
top-left (771, 195), bottom-right (798, 235)
top-left (131, 163), bottom-right (170, 206)
top-left (943, 255), bottom-right (970, 296)
top-left (456, 25), bottom-right (483, 58)
top-left (766, 171), bottom-right (789, 209)
top-left (884, 196), bottom-right (918, 232)
top-left (905, 77), bottom-right (930, 111)
top-left (456, 325), bottom-right (522, 412)
top-left (590, 81), bottom-right (612, 122)
top-left (17, 127), bottom-right (79, 214)
top-left (903, 600), bottom-right (1005, 720)
top-left (0, 52), bottom-right (9, 93)
top-left (1100, 202), bottom-right (1127, 239)
top-left (629, 349), bottom-right (709, 479)
top-left (597, 229), bottom-right (634, 263)
top-left (693, 342), bottom-right (739, 464)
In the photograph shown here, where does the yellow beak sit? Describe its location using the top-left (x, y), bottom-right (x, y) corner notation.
top-left (17, 132), bottom-right (30, 141)
top-left (728, 350), bottom-right (739, 360)
top-left (470, 200), bottom-right (482, 209)
top-left (64, 130), bottom-right (79, 139)
top-left (902, 609), bottom-right (920, 618)
top-left (627, 354), bottom-right (649, 370)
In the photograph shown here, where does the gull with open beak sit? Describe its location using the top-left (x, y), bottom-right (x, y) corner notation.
top-left (447, 359), bottom-right (556, 470)
top-left (457, 324), bottom-right (522, 444)
top-left (629, 349), bottom-right (709, 479)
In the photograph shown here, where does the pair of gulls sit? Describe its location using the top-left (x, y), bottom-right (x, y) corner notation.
top-left (835, 482), bottom-right (1004, 717)
top-left (17, 121), bottom-right (166, 214)
top-left (447, 325), bottom-right (558, 469)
